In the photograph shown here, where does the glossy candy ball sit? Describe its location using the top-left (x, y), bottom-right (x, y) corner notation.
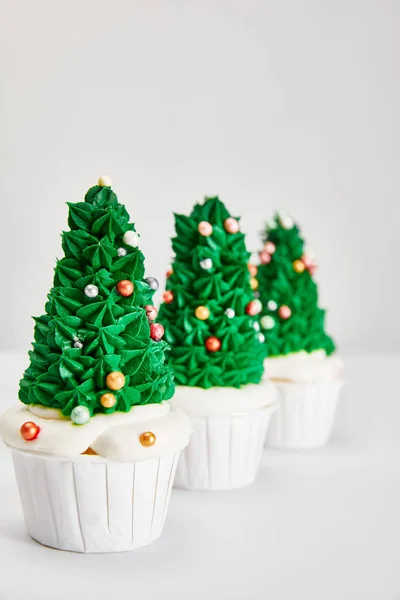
top-left (123, 230), bottom-right (139, 248)
top-left (224, 217), bottom-right (240, 234)
top-left (205, 336), bottom-right (221, 352)
top-left (144, 277), bottom-right (159, 291)
top-left (106, 371), bottom-right (126, 391)
top-left (163, 291), bottom-right (174, 303)
top-left (117, 247), bottom-right (127, 257)
top-left (140, 431), bottom-right (156, 447)
top-left (166, 269), bottom-right (173, 278)
top-left (117, 280), bottom-right (134, 297)
top-left (258, 333), bottom-right (266, 343)
top-left (246, 299), bottom-right (262, 316)
top-left (259, 250), bottom-right (271, 265)
top-left (198, 221), bottom-right (213, 236)
top-left (260, 315), bottom-right (275, 330)
top-left (195, 306), bottom-right (210, 320)
top-left (265, 241), bottom-right (276, 254)
top-left (200, 258), bottom-right (213, 270)
top-left (225, 308), bottom-right (235, 319)
top-left (84, 284), bottom-right (98, 298)
top-left (280, 214), bottom-right (294, 229)
top-left (250, 277), bottom-right (258, 290)
top-left (293, 260), bottom-right (305, 273)
top-left (253, 321), bottom-right (260, 332)
top-left (248, 264), bottom-right (258, 277)
top-left (100, 393), bottom-right (117, 409)
top-left (267, 300), bottom-right (278, 311)
top-left (278, 305), bottom-right (292, 320)
top-left (302, 255), bottom-right (313, 269)
top-left (98, 175), bottom-right (112, 187)
top-left (71, 406), bottom-right (91, 425)
top-left (144, 305), bottom-right (158, 321)
top-left (20, 421), bottom-right (40, 441)
top-left (150, 323), bottom-right (164, 342)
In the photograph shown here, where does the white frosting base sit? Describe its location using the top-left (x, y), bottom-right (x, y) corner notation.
top-left (264, 351), bottom-right (344, 383)
top-left (91, 411), bottom-right (189, 461)
top-left (29, 405), bottom-right (70, 419)
top-left (0, 402), bottom-right (191, 462)
top-left (170, 382), bottom-right (277, 417)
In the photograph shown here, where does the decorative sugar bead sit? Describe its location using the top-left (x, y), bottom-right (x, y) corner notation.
top-left (71, 406), bottom-right (91, 425)
top-left (98, 175), bottom-right (112, 187)
top-left (123, 230), bottom-right (139, 248)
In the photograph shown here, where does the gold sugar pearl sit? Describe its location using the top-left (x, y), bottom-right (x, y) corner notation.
top-left (140, 431), bottom-right (156, 447)
top-left (100, 393), bottom-right (117, 408)
top-left (106, 371), bottom-right (125, 391)
top-left (250, 277), bottom-right (258, 290)
top-left (195, 306), bottom-right (210, 320)
top-left (293, 260), bottom-right (305, 273)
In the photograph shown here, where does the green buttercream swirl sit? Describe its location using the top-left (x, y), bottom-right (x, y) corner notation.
top-left (19, 185), bottom-right (174, 417)
top-left (256, 212), bottom-right (336, 357)
top-left (158, 197), bottom-right (265, 389)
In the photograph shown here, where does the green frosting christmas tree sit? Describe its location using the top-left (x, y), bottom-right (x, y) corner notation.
top-left (19, 177), bottom-right (174, 424)
top-left (158, 196), bottom-right (265, 389)
top-left (256, 211), bottom-right (335, 357)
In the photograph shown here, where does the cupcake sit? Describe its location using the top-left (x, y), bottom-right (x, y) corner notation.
top-left (0, 177), bottom-right (191, 553)
top-left (158, 196), bottom-right (276, 491)
top-left (257, 211), bottom-right (344, 449)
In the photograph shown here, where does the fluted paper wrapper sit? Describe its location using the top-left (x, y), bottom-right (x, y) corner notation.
top-left (11, 449), bottom-right (180, 553)
top-left (266, 379), bottom-right (344, 449)
top-left (174, 406), bottom-right (273, 491)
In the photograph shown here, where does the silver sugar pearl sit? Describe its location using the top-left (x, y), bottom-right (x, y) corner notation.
top-left (73, 340), bottom-right (83, 349)
top-left (254, 291), bottom-right (260, 298)
top-left (253, 322), bottom-right (260, 332)
top-left (267, 300), bottom-right (278, 311)
top-left (225, 308), bottom-right (235, 319)
top-left (144, 277), bottom-right (159, 291)
top-left (117, 247), bottom-right (127, 257)
top-left (258, 333), bottom-right (266, 343)
top-left (84, 284), bottom-right (99, 298)
top-left (71, 405), bottom-right (91, 425)
top-left (260, 315), bottom-right (275, 330)
top-left (281, 218), bottom-right (294, 230)
top-left (200, 258), bottom-right (213, 270)
top-left (278, 211), bottom-right (294, 229)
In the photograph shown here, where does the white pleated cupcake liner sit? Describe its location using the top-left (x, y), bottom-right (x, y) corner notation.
top-left (11, 448), bottom-right (180, 553)
top-left (174, 405), bottom-right (274, 491)
top-left (266, 379), bottom-right (344, 449)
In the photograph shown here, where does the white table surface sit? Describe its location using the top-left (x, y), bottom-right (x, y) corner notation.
top-left (0, 353), bottom-right (398, 600)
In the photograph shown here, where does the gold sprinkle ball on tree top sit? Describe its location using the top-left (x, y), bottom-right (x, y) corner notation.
top-left (106, 371), bottom-right (125, 391)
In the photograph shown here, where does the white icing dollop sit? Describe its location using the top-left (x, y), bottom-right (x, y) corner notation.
top-left (0, 402), bottom-right (191, 462)
top-left (29, 405), bottom-right (70, 420)
top-left (170, 381), bottom-right (276, 417)
top-left (91, 410), bottom-right (189, 461)
top-left (264, 351), bottom-right (344, 383)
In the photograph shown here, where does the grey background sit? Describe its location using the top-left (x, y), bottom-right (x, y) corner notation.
top-left (0, 0), bottom-right (398, 353)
